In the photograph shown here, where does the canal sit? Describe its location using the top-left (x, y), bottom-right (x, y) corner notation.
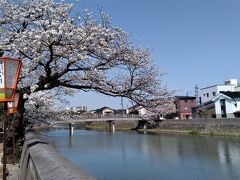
top-left (44, 129), bottom-right (240, 180)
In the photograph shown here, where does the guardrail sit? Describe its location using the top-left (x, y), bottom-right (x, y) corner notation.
top-left (70, 114), bottom-right (141, 120)
top-left (18, 133), bottom-right (95, 180)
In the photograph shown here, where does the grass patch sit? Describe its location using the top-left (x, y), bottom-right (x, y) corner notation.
top-left (85, 126), bottom-right (240, 137)
top-left (209, 131), bottom-right (214, 136)
top-left (189, 129), bottom-right (200, 136)
top-left (143, 128), bottom-right (240, 137)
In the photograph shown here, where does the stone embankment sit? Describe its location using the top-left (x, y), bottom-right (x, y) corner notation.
top-left (81, 118), bottom-right (240, 135)
top-left (11, 133), bottom-right (95, 180)
top-left (156, 118), bottom-right (240, 131)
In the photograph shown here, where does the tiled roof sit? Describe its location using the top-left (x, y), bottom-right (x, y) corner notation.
top-left (220, 91), bottom-right (240, 98)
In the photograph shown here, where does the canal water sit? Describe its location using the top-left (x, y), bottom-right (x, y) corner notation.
top-left (44, 129), bottom-right (240, 180)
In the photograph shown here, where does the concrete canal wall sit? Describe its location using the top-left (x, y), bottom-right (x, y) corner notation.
top-left (18, 133), bottom-right (95, 180)
top-left (157, 118), bottom-right (240, 132)
top-left (75, 118), bottom-right (240, 132)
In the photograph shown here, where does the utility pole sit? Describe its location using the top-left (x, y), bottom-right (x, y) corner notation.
top-left (195, 85), bottom-right (199, 105)
top-left (186, 91), bottom-right (191, 96)
top-left (0, 49), bottom-right (3, 57)
top-left (121, 97), bottom-right (124, 117)
top-left (3, 102), bottom-right (8, 180)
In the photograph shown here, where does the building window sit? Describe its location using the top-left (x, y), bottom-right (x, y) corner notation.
top-left (206, 93), bottom-right (209, 97)
top-left (175, 102), bottom-right (177, 110)
top-left (212, 92), bottom-right (216, 96)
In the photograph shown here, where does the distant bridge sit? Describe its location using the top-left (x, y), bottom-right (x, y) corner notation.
top-left (56, 114), bottom-right (143, 133)
top-left (56, 114), bottom-right (142, 124)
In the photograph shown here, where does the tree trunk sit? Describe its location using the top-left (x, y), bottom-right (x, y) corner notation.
top-left (6, 93), bottom-right (27, 163)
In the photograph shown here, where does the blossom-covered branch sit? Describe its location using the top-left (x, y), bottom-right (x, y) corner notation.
top-left (0, 0), bottom-right (175, 120)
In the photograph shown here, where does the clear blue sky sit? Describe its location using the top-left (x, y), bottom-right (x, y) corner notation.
top-left (66, 0), bottom-right (240, 110)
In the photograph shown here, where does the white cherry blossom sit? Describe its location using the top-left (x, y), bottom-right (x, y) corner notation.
top-left (0, 0), bottom-right (175, 124)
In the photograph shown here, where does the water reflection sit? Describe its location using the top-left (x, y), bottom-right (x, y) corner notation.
top-left (45, 130), bottom-right (240, 180)
top-left (218, 140), bottom-right (240, 179)
top-left (68, 135), bottom-right (73, 147)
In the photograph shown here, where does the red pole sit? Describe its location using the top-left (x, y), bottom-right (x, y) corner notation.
top-left (3, 102), bottom-right (7, 180)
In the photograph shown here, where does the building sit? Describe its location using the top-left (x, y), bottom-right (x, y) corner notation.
top-left (76, 106), bottom-right (87, 111)
top-left (194, 79), bottom-right (240, 118)
top-left (127, 105), bottom-right (147, 116)
top-left (115, 109), bottom-right (127, 115)
top-left (95, 107), bottom-right (115, 115)
top-left (214, 91), bottom-right (240, 118)
top-left (174, 96), bottom-right (196, 119)
top-left (194, 91), bottom-right (240, 118)
top-left (76, 106), bottom-right (88, 114)
top-left (199, 79), bottom-right (239, 104)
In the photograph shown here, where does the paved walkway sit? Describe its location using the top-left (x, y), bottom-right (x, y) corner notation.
top-left (0, 143), bottom-right (19, 180)
top-left (7, 164), bottom-right (19, 180)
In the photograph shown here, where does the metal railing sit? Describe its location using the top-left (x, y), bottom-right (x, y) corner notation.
top-left (77, 113), bottom-right (140, 119)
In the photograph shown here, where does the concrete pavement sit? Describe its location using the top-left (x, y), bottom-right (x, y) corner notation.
top-left (0, 143), bottom-right (19, 180)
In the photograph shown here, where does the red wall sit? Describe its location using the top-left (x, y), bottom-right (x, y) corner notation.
top-left (175, 98), bottom-right (196, 115)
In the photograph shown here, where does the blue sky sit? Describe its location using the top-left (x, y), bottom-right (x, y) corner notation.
top-left (66, 0), bottom-right (240, 110)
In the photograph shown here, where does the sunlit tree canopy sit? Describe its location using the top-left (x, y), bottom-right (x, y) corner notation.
top-left (0, 0), bottom-right (175, 124)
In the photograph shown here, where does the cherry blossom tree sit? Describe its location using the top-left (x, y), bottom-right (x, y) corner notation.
top-left (0, 0), bottom-right (176, 162)
top-left (0, 0), bottom-right (174, 125)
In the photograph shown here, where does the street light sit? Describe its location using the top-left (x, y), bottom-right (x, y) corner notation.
top-left (0, 57), bottom-right (22, 180)
top-left (7, 93), bottom-right (20, 166)
top-left (0, 57), bottom-right (22, 102)
top-left (7, 93), bottom-right (20, 114)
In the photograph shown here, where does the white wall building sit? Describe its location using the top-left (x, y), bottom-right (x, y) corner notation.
top-left (196, 79), bottom-right (240, 118)
top-left (211, 92), bottom-right (240, 118)
top-left (95, 107), bottom-right (115, 115)
top-left (127, 105), bottom-right (147, 116)
top-left (199, 79), bottom-right (239, 104)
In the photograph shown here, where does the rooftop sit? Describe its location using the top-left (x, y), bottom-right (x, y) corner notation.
top-left (220, 91), bottom-right (240, 98)
top-left (200, 79), bottom-right (239, 90)
top-left (200, 84), bottom-right (236, 90)
top-left (175, 96), bottom-right (196, 100)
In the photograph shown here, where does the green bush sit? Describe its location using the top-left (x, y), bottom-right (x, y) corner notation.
top-left (189, 129), bottom-right (200, 135)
